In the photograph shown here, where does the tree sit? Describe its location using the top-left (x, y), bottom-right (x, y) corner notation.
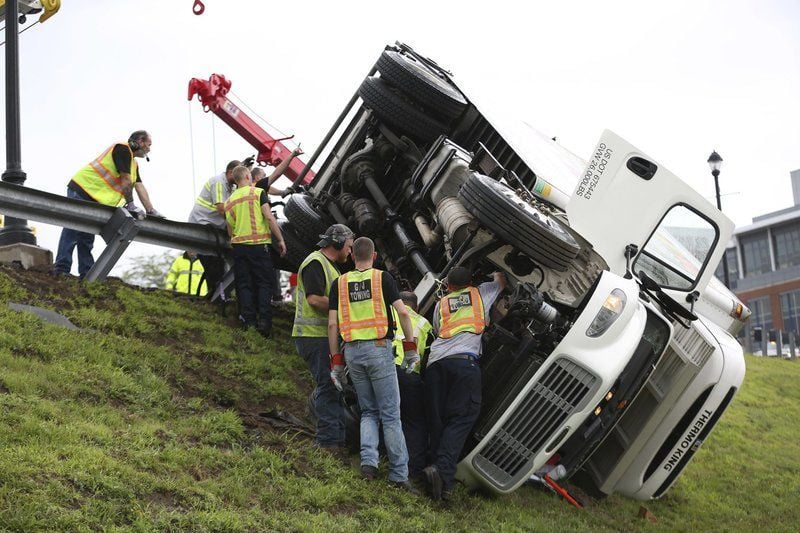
top-left (121, 252), bottom-right (177, 289)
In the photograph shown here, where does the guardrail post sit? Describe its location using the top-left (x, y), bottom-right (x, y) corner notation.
top-left (790, 332), bottom-right (797, 361)
top-left (762, 329), bottom-right (769, 357)
top-left (84, 208), bottom-right (139, 282)
top-left (776, 330), bottom-right (784, 359)
top-left (211, 258), bottom-right (236, 303)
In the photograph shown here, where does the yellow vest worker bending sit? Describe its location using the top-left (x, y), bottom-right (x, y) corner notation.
top-left (224, 166), bottom-right (286, 337)
top-left (391, 290), bottom-right (433, 482)
top-left (326, 237), bottom-right (419, 494)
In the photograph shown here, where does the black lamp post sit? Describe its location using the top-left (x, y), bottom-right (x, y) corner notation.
top-left (708, 150), bottom-right (730, 288)
top-left (0, 1), bottom-right (37, 246)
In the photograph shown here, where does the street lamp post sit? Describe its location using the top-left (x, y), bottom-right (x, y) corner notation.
top-left (0, 0), bottom-right (37, 245)
top-left (708, 150), bottom-right (730, 288)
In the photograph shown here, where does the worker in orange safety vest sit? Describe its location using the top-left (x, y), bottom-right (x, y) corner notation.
top-left (423, 266), bottom-right (507, 501)
top-left (326, 237), bottom-right (419, 494)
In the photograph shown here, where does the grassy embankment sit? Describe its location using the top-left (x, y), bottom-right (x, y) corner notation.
top-left (0, 266), bottom-right (798, 531)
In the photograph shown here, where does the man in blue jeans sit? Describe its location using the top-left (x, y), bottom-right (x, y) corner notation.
top-left (54, 131), bottom-right (163, 277)
top-left (327, 237), bottom-right (420, 493)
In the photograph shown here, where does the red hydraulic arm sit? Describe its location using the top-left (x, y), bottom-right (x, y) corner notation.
top-left (187, 74), bottom-right (314, 184)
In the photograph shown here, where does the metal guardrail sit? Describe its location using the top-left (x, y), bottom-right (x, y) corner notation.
top-left (0, 181), bottom-right (229, 281)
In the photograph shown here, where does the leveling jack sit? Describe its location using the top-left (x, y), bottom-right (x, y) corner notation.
top-left (530, 472), bottom-right (584, 509)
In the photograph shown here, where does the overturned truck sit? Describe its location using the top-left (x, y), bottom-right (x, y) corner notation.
top-left (278, 43), bottom-right (750, 499)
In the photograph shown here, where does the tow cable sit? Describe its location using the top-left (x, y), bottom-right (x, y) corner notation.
top-left (193, 0), bottom-right (205, 15)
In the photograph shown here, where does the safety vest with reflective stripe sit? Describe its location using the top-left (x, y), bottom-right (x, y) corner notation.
top-left (337, 268), bottom-right (388, 342)
top-left (292, 250), bottom-right (340, 338)
top-left (392, 305), bottom-right (432, 370)
top-left (196, 179), bottom-right (224, 211)
top-left (165, 255), bottom-right (208, 296)
top-left (71, 142), bottom-right (138, 206)
top-left (224, 186), bottom-right (271, 245)
top-left (438, 286), bottom-right (485, 339)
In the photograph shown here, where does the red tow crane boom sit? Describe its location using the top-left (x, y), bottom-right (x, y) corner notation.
top-left (187, 74), bottom-right (314, 184)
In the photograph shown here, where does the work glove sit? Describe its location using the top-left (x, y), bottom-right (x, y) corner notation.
top-left (146, 208), bottom-right (166, 219)
top-left (400, 341), bottom-right (420, 373)
top-left (330, 353), bottom-right (345, 392)
top-left (242, 155), bottom-right (256, 168)
top-left (125, 202), bottom-right (146, 220)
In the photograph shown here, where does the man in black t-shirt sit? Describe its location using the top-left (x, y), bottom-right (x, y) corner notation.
top-left (292, 224), bottom-right (354, 449)
top-left (54, 131), bottom-right (163, 277)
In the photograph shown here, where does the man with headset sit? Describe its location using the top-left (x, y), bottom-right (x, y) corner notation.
top-left (292, 223), bottom-right (355, 449)
top-left (54, 130), bottom-right (163, 278)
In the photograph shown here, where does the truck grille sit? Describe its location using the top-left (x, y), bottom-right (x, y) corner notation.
top-left (472, 358), bottom-right (597, 490)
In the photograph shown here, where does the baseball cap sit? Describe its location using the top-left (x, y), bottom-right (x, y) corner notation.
top-left (446, 266), bottom-right (472, 287)
top-left (317, 224), bottom-right (355, 248)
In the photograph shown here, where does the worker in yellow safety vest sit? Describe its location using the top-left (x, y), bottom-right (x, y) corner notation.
top-left (391, 290), bottom-right (433, 483)
top-left (392, 292), bottom-right (433, 366)
top-left (54, 131), bottom-right (164, 278)
top-left (292, 223), bottom-right (354, 449)
top-left (224, 165), bottom-right (286, 337)
top-left (422, 266), bottom-right (507, 501)
top-left (327, 237), bottom-right (419, 494)
top-left (165, 251), bottom-right (208, 297)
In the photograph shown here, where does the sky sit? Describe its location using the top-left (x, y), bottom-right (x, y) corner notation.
top-left (0, 0), bottom-right (798, 277)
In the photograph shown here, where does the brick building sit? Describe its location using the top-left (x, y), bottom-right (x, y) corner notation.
top-left (717, 169), bottom-right (800, 337)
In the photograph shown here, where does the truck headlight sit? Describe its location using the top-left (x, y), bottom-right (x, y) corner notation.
top-left (586, 289), bottom-right (627, 338)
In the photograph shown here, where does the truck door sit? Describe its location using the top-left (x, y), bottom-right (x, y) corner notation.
top-left (566, 130), bottom-right (733, 311)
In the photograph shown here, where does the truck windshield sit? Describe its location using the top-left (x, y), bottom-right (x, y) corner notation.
top-left (634, 205), bottom-right (717, 290)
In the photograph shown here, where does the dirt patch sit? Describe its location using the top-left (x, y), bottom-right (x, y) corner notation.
top-left (143, 488), bottom-right (185, 510)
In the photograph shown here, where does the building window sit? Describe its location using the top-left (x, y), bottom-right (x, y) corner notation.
top-left (715, 248), bottom-right (739, 281)
top-left (780, 290), bottom-right (800, 334)
top-left (748, 296), bottom-right (773, 332)
top-left (740, 232), bottom-right (772, 276)
top-left (773, 223), bottom-right (800, 270)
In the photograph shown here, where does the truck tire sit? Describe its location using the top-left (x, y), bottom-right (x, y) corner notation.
top-left (272, 220), bottom-right (311, 273)
top-left (284, 193), bottom-right (332, 248)
top-left (376, 50), bottom-right (467, 120)
top-left (358, 77), bottom-right (448, 144)
top-left (458, 174), bottom-right (580, 271)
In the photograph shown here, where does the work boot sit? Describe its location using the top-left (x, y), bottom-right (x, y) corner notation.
top-left (423, 465), bottom-right (443, 501)
top-left (390, 480), bottom-right (421, 496)
top-left (361, 464), bottom-right (379, 480)
top-left (257, 320), bottom-right (272, 339)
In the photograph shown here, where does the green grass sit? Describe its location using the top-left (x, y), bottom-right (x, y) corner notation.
top-left (0, 266), bottom-right (798, 531)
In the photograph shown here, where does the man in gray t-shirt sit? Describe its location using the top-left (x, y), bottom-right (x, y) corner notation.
top-left (188, 160), bottom-right (240, 303)
top-left (188, 162), bottom-right (239, 229)
top-left (423, 267), bottom-right (506, 500)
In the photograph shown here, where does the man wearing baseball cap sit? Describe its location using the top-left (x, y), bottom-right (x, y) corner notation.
top-left (292, 224), bottom-right (355, 449)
